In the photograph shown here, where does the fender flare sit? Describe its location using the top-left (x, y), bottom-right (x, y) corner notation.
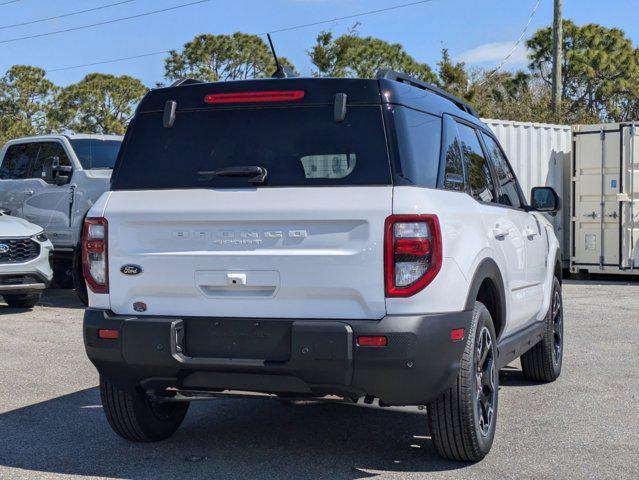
top-left (464, 258), bottom-right (507, 338)
top-left (553, 247), bottom-right (562, 282)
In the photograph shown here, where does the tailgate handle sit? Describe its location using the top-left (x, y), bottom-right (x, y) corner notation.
top-left (227, 273), bottom-right (247, 285)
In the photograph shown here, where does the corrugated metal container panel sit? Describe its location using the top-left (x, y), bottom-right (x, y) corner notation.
top-left (481, 119), bottom-right (573, 262)
top-left (570, 123), bottom-right (639, 275)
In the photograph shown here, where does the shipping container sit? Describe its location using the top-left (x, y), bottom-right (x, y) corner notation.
top-left (482, 119), bottom-right (572, 263)
top-left (570, 123), bottom-right (639, 276)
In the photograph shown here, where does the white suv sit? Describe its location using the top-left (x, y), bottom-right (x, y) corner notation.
top-left (0, 210), bottom-right (53, 308)
top-left (82, 71), bottom-right (564, 462)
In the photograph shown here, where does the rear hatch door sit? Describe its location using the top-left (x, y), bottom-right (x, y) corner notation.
top-left (105, 85), bottom-right (392, 319)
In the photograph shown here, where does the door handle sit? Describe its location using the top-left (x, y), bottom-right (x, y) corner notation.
top-left (492, 227), bottom-right (509, 239)
top-left (523, 227), bottom-right (538, 238)
top-left (23, 190), bottom-right (35, 196)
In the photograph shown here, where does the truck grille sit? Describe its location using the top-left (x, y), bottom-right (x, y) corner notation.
top-left (0, 239), bottom-right (40, 264)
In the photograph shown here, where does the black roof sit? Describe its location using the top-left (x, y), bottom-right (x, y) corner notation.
top-left (138, 71), bottom-right (484, 129)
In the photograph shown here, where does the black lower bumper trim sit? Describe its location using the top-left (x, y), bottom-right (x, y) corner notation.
top-left (84, 308), bottom-right (473, 406)
top-left (0, 272), bottom-right (51, 294)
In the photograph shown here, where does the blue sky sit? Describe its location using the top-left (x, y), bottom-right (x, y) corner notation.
top-left (1, 0), bottom-right (639, 87)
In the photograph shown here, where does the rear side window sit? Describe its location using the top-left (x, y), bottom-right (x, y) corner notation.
top-left (0, 143), bottom-right (39, 180)
top-left (392, 106), bottom-right (442, 187)
top-left (70, 139), bottom-right (121, 169)
top-left (481, 133), bottom-right (524, 208)
top-left (441, 120), bottom-right (465, 191)
top-left (112, 105), bottom-right (391, 190)
top-left (456, 123), bottom-right (496, 203)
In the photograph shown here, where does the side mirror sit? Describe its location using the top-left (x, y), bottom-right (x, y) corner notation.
top-left (53, 165), bottom-right (73, 174)
top-left (54, 175), bottom-right (70, 186)
top-left (531, 186), bottom-right (561, 215)
top-left (42, 156), bottom-right (72, 184)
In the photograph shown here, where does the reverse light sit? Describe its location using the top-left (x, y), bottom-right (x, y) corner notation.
top-left (82, 217), bottom-right (109, 294)
top-left (204, 90), bottom-right (305, 104)
top-left (385, 215), bottom-right (442, 297)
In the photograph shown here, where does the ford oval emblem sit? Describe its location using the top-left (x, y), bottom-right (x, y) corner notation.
top-left (121, 264), bottom-right (143, 276)
top-left (0, 244), bottom-right (9, 254)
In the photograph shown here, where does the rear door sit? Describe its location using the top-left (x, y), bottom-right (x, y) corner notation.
top-left (454, 122), bottom-right (533, 334)
top-left (105, 103), bottom-right (392, 319)
top-left (21, 141), bottom-right (75, 246)
top-left (481, 132), bottom-right (545, 330)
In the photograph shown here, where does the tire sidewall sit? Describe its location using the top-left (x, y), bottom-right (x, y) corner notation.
top-left (548, 277), bottom-right (563, 377)
top-left (3, 292), bottom-right (41, 308)
top-left (72, 245), bottom-right (88, 305)
top-left (469, 303), bottom-right (499, 455)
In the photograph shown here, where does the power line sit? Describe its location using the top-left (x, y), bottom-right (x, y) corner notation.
top-left (47, 0), bottom-right (437, 73)
top-left (480, 0), bottom-right (541, 83)
top-left (0, 0), bottom-right (138, 31)
top-left (260, 0), bottom-right (436, 35)
top-left (48, 50), bottom-right (171, 73)
top-left (0, 0), bottom-right (211, 45)
top-left (0, 0), bottom-right (22, 5)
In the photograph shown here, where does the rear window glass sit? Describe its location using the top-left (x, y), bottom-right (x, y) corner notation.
top-left (70, 139), bottom-right (121, 169)
top-left (112, 105), bottom-right (391, 190)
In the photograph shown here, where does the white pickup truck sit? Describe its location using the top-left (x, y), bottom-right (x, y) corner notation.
top-left (0, 134), bottom-right (122, 302)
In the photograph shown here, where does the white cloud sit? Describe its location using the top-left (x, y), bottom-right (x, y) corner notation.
top-left (457, 41), bottom-right (530, 67)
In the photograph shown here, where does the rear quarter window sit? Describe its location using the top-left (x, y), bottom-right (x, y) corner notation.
top-left (391, 106), bottom-right (442, 188)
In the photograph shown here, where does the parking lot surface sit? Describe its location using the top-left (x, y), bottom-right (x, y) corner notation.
top-left (1, 281), bottom-right (638, 480)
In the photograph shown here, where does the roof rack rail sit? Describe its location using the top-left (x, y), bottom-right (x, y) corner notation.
top-left (376, 69), bottom-right (478, 118)
top-left (169, 78), bottom-right (203, 87)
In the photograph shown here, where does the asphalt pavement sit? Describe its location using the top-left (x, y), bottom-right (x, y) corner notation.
top-left (0, 281), bottom-right (638, 480)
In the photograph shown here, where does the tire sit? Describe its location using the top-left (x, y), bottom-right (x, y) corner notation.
top-left (52, 257), bottom-right (74, 289)
top-left (427, 302), bottom-right (498, 462)
top-left (521, 276), bottom-right (563, 382)
top-left (100, 377), bottom-right (189, 442)
top-left (3, 293), bottom-right (41, 308)
top-left (72, 246), bottom-right (88, 305)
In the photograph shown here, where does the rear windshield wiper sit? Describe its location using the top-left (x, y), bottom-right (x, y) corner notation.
top-left (198, 166), bottom-right (268, 185)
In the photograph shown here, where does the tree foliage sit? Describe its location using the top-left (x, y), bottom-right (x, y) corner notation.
top-left (437, 48), bottom-right (469, 97)
top-left (310, 30), bottom-right (436, 82)
top-left (49, 73), bottom-right (147, 135)
top-left (527, 20), bottom-right (639, 121)
top-left (164, 32), bottom-right (296, 82)
top-left (0, 65), bottom-right (55, 145)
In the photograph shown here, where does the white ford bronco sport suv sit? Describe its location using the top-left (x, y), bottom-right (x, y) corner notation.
top-left (0, 210), bottom-right (54, 308)
top-left (83, 71), bottom-right (564, 462)
top-left (0, 134), bottom-right (122, 302)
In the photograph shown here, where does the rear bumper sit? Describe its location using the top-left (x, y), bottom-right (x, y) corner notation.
top-left (84, 308), bottom-right (473, 406)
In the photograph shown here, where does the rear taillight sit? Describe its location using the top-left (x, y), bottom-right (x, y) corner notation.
top-left (384, 215), bottom-right (441, 297)
top-left (82, 217), bottom-right (109, 294)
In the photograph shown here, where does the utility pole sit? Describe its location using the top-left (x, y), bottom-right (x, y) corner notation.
top-left (551, 0), bottom-right (563, 114)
